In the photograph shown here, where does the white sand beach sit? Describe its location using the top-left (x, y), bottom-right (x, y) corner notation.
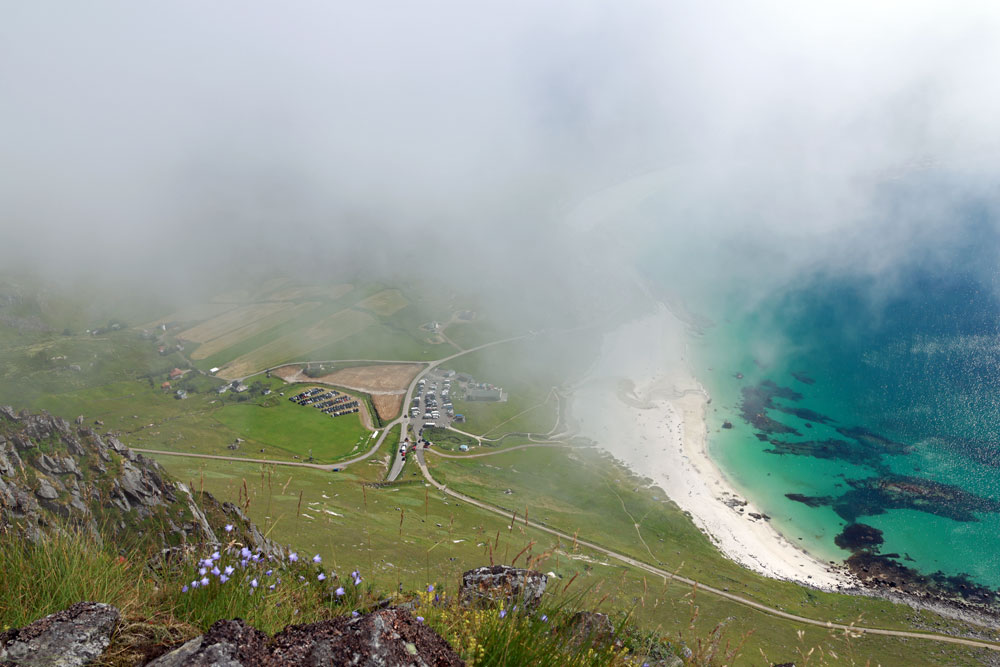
top-left (569, 304), bottom-right (854, 590)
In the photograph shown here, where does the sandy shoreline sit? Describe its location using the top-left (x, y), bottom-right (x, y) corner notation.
top-left (568, 303), bottom-right (856, 590)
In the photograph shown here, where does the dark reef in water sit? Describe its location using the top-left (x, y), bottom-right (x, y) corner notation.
top-left (739, 381), bottom-right (803, 435)
top-left (835, 426), bottom-right (912, 456)
top-left (846, 553), bottom-right (1000, 607)
top-left (786, 475), bottom-right (1000, 524)
top-left (766, 438), bottom-right (887, 470)
top-left (834, 522), bottom-right (884, 552)
top-left (791, 371), bottom-right (816, 385)
top-left (785, 493), bottom-right (829, 508)
top-left (772, 405), bottom-right (837, 425)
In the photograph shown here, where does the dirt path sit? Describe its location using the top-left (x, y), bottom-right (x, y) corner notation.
top-left (134, 448), bottom-right (342, 470)
top-left (424, 442), bottom-right (573, 459)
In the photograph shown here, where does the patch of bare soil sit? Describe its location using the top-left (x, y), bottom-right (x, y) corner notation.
top-left (371, 393), bottom-right (404, 421)
top-left (316, 364), bottom-right (423, 393)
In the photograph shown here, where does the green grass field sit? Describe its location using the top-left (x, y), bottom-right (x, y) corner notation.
top-left (149, 452), bottom-right (997, 666)
top-left (213, 399), bottom-right (370, 462)
top-left (421, 426), bottom-right (477, 451)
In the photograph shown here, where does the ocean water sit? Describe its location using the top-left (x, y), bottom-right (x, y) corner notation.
top-left (674, 265), bottom-right (1000, 592)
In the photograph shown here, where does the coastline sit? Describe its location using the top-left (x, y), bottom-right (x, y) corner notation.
top-left (568, 303), bottom-right (856, 591)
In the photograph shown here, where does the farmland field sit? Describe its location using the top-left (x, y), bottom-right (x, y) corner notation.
top-left (218, 309), bottom-right (376, 378)
top-left (188, 302), bottom-right (318, 360)
top-left (265, 283), bottom-right (354, 302)
top-left (355, 289), bottom-right (408, 316)
top-left (179, 302), bottom-right (298, 343)
top-left (140, 302), bottom-right (238, 330)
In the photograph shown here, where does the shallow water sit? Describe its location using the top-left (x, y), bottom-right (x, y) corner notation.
top-left (682, 268), bottom-right (1000, 590)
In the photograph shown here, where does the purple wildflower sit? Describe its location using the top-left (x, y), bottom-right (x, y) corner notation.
top-left (191, 580), bottom-right (200, 589)
top-left (269, 584), bottom-right (276, 590)
top-left (211, 551), bottom-right (221, 561)
top-left (289, 552), bottom-right (298, 562)
top-left (240, 547), bottom-right (252, 559)
top-left (199, 567), bottom-right (207, 576)
top-left (220, 574), bottom-right (229, 583)
top-left (313, 554), bottom-right (322, 564)
top-left (427, 584), bottom-right (434, 593)
top-left (318, 573), bottom-right (326, 581)
top-left (200, 577), bottom-right (209, 587)
top-left (211, 566), bottom-right (221, 576)
top-left (416, 616), bottom-right (424, 623)
top-left (335, 587), bottom-right (345, 597)
top-left (350, 570), bottom-right (358, 579)
top-left (352, 611), bottom-right (359, 618)
top-left (541, 615), bottom-right (548, 622)
top-left (224, 565), bottom-right (235, 576)
top-left (225, 524), bottom-right (234, 533)
top-left (181, 585), bottom-right (189, 593)
top-left (251, 578), bottom-right (259, 588)
top-left (353, 577), bottom-right (361, 586)
top-left (266, 569), bottom-right (273, 576)
top-left (499, 609), bottom-right (506, 619)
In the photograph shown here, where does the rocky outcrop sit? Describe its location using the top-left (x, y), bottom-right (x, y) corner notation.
top-left (459, 565), bottom-right (547, 611)
top-left (146, 619), bottom-right (268, 667)
top-left (148, 609), bottom-right (463, 666)
top-left (0, 408), bottom-right (282, 558)
top-left (0, 601), bottom-right (120, 667)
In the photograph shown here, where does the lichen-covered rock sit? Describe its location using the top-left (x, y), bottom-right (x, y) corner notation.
top-left (148, 609), bottom-right (463, 667)
top-left (459, 565), bottom-right (547, 611)
top-left (146, 619), bottom-right (268, 667)
top-left (269, 608), bottom-right (464, 666)
top-left (0, 441), bottom-right (22, 477)
top-left (0, 601), bottom-right (120, 666)
top-left (35, 478), bottom-right (60, 500)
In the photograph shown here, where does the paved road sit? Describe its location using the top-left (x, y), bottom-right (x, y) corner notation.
top-left (411, 442), bottom-right (1000, 654)
top-left (384, 333), bottom-right (530, 482)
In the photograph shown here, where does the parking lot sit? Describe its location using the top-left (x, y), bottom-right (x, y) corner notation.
top-left (409, 369), bottom-right (456, 433)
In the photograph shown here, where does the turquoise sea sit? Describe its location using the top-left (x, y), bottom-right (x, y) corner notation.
top-left (646, 237), bottom-right (1000, 598)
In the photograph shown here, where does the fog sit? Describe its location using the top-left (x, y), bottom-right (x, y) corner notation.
top-left (3, 1), bottom-right (1000, 318)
